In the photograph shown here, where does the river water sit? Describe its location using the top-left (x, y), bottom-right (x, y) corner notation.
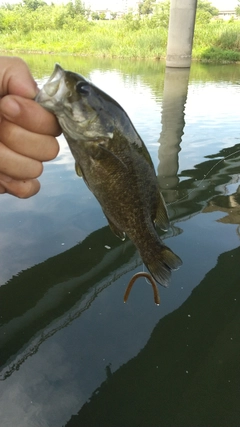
top-left (0, 54), bottom-right (240, 427)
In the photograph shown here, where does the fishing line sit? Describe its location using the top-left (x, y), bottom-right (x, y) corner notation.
top-left (166, 147), bottom-right (240, 207)
top-left (142, 263), bottom-right (152, 285)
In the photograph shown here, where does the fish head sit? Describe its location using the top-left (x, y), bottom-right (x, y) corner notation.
top-left (36, 64), bottom-right (114, 141)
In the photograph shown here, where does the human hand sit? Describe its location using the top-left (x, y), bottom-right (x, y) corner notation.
top-left (0, 56), bottom-right (61, 198)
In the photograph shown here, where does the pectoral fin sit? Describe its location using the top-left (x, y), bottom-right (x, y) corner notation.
top-left (75, 162), bottom-right (83, 178)
top-left (75, 161), bottom-right (92, 190)
top-left (98, 143), bottom-right (127, 169)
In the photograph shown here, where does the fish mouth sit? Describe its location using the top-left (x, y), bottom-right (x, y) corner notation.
top-left (42, 63), bottom-right (65, 97)
top-left (35, 63), bottom-right (69, 108)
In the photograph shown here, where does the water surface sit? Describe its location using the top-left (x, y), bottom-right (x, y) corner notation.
top-left (0, 55), bottom-right (239, 427)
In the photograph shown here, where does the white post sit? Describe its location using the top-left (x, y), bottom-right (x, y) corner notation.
top-left (166, 0), bottom-right (198, 68)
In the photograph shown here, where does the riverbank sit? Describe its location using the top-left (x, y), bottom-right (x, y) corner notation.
top-left (1, 19), bottom-right (240, 63)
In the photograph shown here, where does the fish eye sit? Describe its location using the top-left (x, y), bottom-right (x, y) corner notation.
top-left (76, 81), bottom-right (90, 95)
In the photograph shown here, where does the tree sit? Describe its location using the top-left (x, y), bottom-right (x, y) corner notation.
top-left (153, 0), bottom-right (170, 28)
top-left (74, 0), bottom-right (85, 15)
top-left (66, 0), bottom-right (85, 17)
top-left (99, 12), bottom-right (106, 20)
top-left (138, 0), bottom-right (156, 16)
top-left (111, 11), bottom-right (117, 20)
top-left (0, 3), bottom-right (15, 10)
top-left (196, 0), bottom-right (219, 24)
top-left (197, 0), bottom-right (219, 17)
top-left (91, 11), bottom-right (99, 20)
top-left (23, 0), bottom-right (47, 11)
top-left (236, 0), bottom-right (240, 17)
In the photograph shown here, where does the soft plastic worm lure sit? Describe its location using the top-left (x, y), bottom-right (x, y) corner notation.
top-left (124, 272), bottom-right (160, 305)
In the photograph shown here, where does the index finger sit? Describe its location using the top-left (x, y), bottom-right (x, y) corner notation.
top-left (0, 95), bottom-right (61, 136)
top-left (0, 56), bottom-right (37, 99)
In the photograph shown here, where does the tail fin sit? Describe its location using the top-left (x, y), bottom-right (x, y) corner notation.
top-left (142, 245), bottom-right (182, 288)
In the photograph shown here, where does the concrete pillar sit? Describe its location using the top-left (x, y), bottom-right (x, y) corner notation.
top-left (166, 0), bottom-right (198, 68)
top-left (158, 67), bottom-right (190, 203)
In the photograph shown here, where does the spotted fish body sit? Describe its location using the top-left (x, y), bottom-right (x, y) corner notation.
top-left (36, 64), bottom-right (182, 287)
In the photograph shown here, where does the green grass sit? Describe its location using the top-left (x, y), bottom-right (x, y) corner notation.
top-left (0, 14), bottom-right (240, 63)
top-left (0, 24), bottom-right (168, 59)
top-left (193, 20), bottom-right (240, 63)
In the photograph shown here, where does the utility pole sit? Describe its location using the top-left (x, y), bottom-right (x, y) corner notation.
top-left (166, 0), bottom-right (198, 68)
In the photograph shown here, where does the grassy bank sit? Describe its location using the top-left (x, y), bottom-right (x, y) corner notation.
top-left (0, 19), bottom-right (169, 59)
top-left (193, 21), bottom-right (240, 62)
top-left (0, 3), bottom-right (240, 62)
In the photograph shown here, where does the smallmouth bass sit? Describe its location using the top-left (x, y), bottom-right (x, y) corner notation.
top-left (36, 64), bottom-right (182, 298)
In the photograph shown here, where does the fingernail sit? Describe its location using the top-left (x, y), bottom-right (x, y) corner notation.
top-left (1, 98), bottom-right (21, 118)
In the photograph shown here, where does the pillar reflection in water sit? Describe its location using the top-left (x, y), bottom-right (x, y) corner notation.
top-left (158, 67), bottom-right (190, 204)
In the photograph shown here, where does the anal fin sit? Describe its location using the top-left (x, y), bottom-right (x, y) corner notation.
top-left (155, 191), bottom-right (170, 232)
top-left (104, 213), bottom-right (126, 241)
